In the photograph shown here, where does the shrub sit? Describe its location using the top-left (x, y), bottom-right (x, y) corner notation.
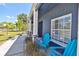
top-left (25, 37), bottom-right (45, 56)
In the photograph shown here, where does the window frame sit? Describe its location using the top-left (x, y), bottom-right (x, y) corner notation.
top-left (51, 13), bottom-right (72, 47)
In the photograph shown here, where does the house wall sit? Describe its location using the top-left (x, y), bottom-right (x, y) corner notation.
top-left (38, 3), bottom-right (58, 18)
top-left (38, 3), bottom-right (78, 48)
top-left (30, 3), bottom-right (78, 55)
top-left (38, 4), bottom-right (78, 40)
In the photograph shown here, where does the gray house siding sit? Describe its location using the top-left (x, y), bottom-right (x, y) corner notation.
top-left (38, 3), bottom-right (78, 41)
top-left (71, 4), bottom-right (78, 40)
top-left (38, 3), bottom-right (58, 18)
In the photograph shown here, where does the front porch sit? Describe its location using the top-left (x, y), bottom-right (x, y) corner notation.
top-left (29, 3), bottom-right (78, 56)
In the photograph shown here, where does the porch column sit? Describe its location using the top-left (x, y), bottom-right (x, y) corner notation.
top-left (32, 7), bottom-right (38, 42)
top-left (28, 19), bottom-right (31, 32)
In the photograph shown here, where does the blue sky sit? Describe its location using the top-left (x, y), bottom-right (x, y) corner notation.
top-left (0, 3), bottom-right (32, 23)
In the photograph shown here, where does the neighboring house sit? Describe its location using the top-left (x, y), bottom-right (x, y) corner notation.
top-left (29, 3), bottom-right (79, 55)
top-left (0, 24), bottom-right (7, 32)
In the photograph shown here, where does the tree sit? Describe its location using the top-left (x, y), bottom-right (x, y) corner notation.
top-left (7, 22), bottom-right (15, 30)
top-left (17, 13), bottom-right (28, 31)
top-left (17, 19), bottom-right (23, 31)
top-left (2, 22), bottom-right (15, 31)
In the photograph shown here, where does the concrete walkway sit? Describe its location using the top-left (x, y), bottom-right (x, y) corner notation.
top-left (5, 34), bottom-right (27, 56)
top-left (0, 36), bottom-right (19, 56)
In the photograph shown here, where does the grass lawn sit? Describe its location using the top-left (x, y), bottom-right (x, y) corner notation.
top-left (0, 31), bottom-right (22, 45)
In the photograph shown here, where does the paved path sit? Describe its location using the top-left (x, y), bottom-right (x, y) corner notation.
top-left (5, 34), bottom-right (27, 56)
top-left (0, 36), bottom-right (19, 56)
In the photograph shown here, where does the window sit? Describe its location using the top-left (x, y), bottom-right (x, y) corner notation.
top-left (51, 14), bottom-right (72, 43)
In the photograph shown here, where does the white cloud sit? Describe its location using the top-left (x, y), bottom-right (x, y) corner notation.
top-left (6, 16), bottom-right (15, 19)
top-left (6, 16), bottom-right (16, 23)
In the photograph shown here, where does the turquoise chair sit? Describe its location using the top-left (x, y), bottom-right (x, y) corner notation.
top-left (48, 39), bottom-right (77, 56)
top-left (35, 33), bottom-right (51, 48)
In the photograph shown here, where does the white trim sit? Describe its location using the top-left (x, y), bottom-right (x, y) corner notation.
top-left (77, 6), bottom-right (79, 56)
top-left (51, 39), bottom-right (67, 47)
top-left (32, 8), bottom-right (38, 42)
top-left (33, 8), bottom-right (38, 36)
top-left (51, 13), bottom-right (72, 22)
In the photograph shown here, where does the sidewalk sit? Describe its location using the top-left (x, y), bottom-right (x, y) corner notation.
top-left (0, 36), bottom-right (19, 56)
top-left (5, 34), bottom-right (27, 56)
